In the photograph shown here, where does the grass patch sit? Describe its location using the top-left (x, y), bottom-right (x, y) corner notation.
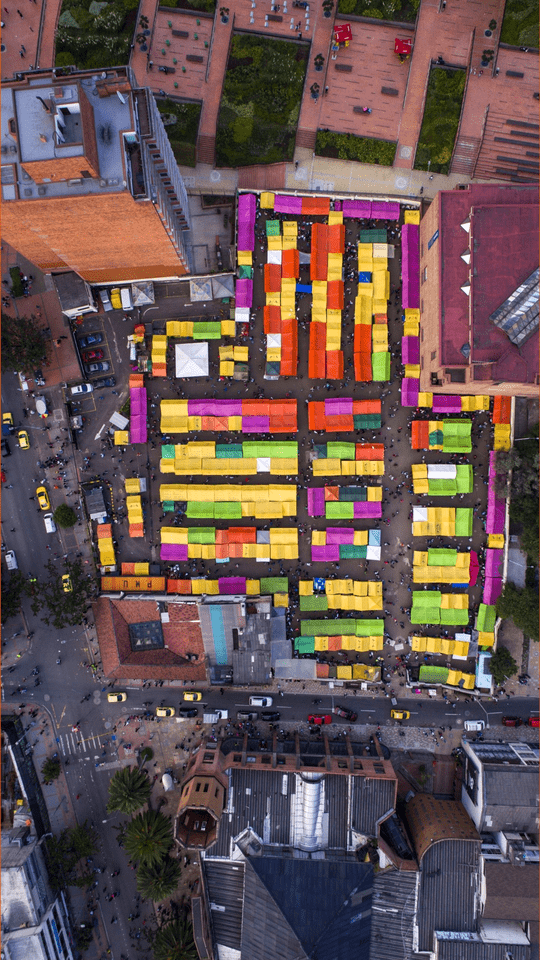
top-left (55, 0), bottom-right (139, 70)
top-left (500, 0), bottom-right (538, 47)
top-left (159, 0), bottom-right (214, 9)
top-left (9, 267), bottom-right (24, 298)
top-left (216, 34), bottom-right (308, 167)
top-left (336, 0), bottom-right (419, 22)
top-left (157, 98), bottom-right (201, 168)
top-left (414, 66), bottom-right (466, 174)
top-left (316, 130), bottom-right (396, 165)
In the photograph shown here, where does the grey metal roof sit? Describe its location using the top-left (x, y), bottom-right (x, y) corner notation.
top-left (242, 857), bottom-right (308, 960)
top-left (489, 267), bottom-right (539, 346)
top-left (243, 857), bottom-right (373, 960)
top-left (212, 767), bottom-right (295, 858)
top-left (327, 775), bottom-right (348, 849)
top-left (351, 776), bottom-right (396, 836)
top-left (483, 766), bottom-right (539, 832)
top-left (369, 868), bottom-right (418, 960)
top-left (203, 859), bottom-right (244, 951)
top-left (434, 935), bottom-right (531, 960)
top-left (416, 839), bottom-right (481, 952)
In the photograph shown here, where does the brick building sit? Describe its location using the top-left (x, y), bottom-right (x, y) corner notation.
top-left (419, 183), bottom-right (538, 397)
top-left (1, 67), bottom-right (192, 282)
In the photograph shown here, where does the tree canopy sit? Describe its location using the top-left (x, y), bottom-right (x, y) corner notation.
top-left (1, 312), bottom-right (51, 373)
top-left (496, 582), bottom-right (539, 642)
top-left (53, 504), bottom-right (78, 528)
top-left (151, 917), bottom-right (198, 960)
top-left (488, 646), bottom-right (518, 686)
top-left (136, 857), bottom-right (182, 902)
top-left (107, 766), bottom-right (152, 816)
top-left (123, 810), bottom-right (173, 868)
top-left (1, 570), bottom-right (26, 624)
top-left (30, 558), bottom-right (96, 629)
top-left (44, 821), bottom-right (98, 892)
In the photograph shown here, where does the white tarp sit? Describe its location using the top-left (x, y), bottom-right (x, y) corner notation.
top-left (428, 464), bottom-right (456, 479)
top-left (413, 506), bottom-right (428, 521)
top-left (189, 278), bottom-right (212, 302)
top-left (234, 307), bottom-right (250, 323)
top-left (267, 334), bottom-right (282, 348)
top-left (267, 250), bottom-right (282, 264)
top-left (256, 458), bottom-right (271, 473)
top-left (175, 342), bottom-right (209, 378)
top-left (366, 546), bottom-right (381, 561)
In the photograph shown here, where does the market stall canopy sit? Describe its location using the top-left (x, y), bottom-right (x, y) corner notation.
top-left (189, 278), bottom-right (213, 302)
top-left (334, 22), bottom-right (352, 44)
top-left (211, 274), bottom-right (235, 299)
top-left (131, 281), bottom-right (155, 305)
top-left (175, 342), bottom-right (209, 378)
top-left (394, 37), bottom-right (412, 57)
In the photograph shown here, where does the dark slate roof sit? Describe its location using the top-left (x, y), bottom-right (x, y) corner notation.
top-left (203, 859), bottom-right (244, 951)
top-left (241, 856), bottom-right (307, 960)
top-left (351, 775), bottom-right (396, 835)
top-left (434, 936), bottom-right (531, 960)
top-left (212, 767), bottom-right (295, 858)
top-left (244, 857), bottom-right (373, 960)
top-left (416, 838), bottom-right (480, 953)
top-left (483, 766), bottom-right (539, 832)
top-left (369, 868), bottom-right (417, 960)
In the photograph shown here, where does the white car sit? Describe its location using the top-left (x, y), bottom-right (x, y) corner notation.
top-left (44, 513), bottom-right (56, 533)
top-left (249, 696), bottom-right (273, 707)
top-left (71, 383), bottom-right (94, 395)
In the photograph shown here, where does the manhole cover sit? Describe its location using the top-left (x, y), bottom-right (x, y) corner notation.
top-left (210, 170), bottom-right (221, 182)
top-left (43, 693), bottom-right (50, 701)
top-left (395, 176), bottom-right (408, 189)
top-left (464, 710), bottom-right (470, 716)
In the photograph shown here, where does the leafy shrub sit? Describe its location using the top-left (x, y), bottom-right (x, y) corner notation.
top-left (9, 267), bottom-right (24, 298)
top-left (500, 0), bottom-right (538, 47)
top-left (316, 130), bottom-right (396, 165)
top-left (157, 99), bottom-right (201, 167)
top-left (336, 0), bottom-right (419, 21)
top-left (414, 66), bottom-right (465, 174)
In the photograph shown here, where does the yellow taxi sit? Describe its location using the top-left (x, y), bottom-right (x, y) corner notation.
top-left (107, 692), bottom-right (127, 703)
top-left (62, 574), bottom-right (72, 593)
top-left (18, 430), bottom-right (30, 449)
top-left (36, 486), bottom-right (50, 510)
top-left (184, 691), bottom-right (203, 702)
top-left (110, 287), bottom-right (122, 309)
top-left (156, 706), bottom-right (175, 718)
top-left (2, 412), bottom-right (13, 431)
top-left (390, 709), bottom-right (410, 721)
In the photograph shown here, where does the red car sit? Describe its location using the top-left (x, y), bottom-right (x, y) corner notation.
top-left (527, 716), bottom-right (540, 727)
top-left (308, 714), bottom-right (332, 725)
top-left (82, 348), bottom-right (104, 362)
top-left (502, 716), bottom-right (522, 727)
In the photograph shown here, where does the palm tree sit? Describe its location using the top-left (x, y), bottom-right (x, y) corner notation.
top-left (136, 856), bottom-right (182, 901)
top-left (107, 766), bottom-right (152, 815)
top-left (124, 810), bottom-right (173, 868)
top-left (152, 917), bottom-right (198, 960)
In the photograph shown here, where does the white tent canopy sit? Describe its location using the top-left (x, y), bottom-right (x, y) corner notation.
top-left (175, 342), bottom-right (209, 378)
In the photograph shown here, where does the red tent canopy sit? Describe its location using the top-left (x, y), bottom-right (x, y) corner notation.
top-left (394, 37), bottom-right (412, 56)
top-left (334, 23), bottom-right (352, 44)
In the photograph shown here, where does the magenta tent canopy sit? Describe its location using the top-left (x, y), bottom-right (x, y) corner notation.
top-left (274, 195), bottom-right (303, 214)
top-left (401, 377), bottom-right (419, 406)
top-left (238, 193), bottom-right (256, 223)
top-left (432, 395), bottom-right (462, 414)
top-left (483, 578), bottom-right (503, 604)
top-left (402, 336), bottom-right (420, 364)
top-left (161, 544), bottom-right (188, 561)
top-left (401, 223), bottom-right (420, 309)
top-left (237, 226), bottom-right (255, 251)
top-left (469, 551), bottom-right (480, 586)
top-left (308, 488), bottom-right (325, 517)
top-left (219, 577), bottom-right (246, 593)
top-left (312, 545), bottom-right (340, 562)
top-left (236, 279), bottom-right (253, 307)
top-left (242, 416), bottom-right (270, 432)
top-left (188, 399), bottom-right (243, 416)
top-left (326, 527), bottom-right (355, 544)
top-left (371, 200), bottom-right (400, 220)
top-left (485, 549), bottom-right (504, 577)
top-left (342, 199), bottom-right (371, 217)
top-left (325, 398), bottom-right (353, 414)
top-left (353, 502), bottom-right (382, 519)
top-left (130, 387), bottom-right (147, 443)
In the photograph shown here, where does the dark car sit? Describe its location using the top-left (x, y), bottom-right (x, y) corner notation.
top-left (178, 707), bottom-right (198, 718)
top-left (92, 376), bottom-right (116, 389)
top-left (1, 438), bottom-right (11, 457)
top-left (261, 711), bottom-right (280, 722)
top-left (82, 348), bottom-right (104, 362)
top-left (86, 362), bottom-right (110, 374)
top-left (333, 705), bottom-right (358, 722)
top-left (237, 710), bottom-right (258, 721)
top-left (502, 716), bottom-right (523, 727)
top-left (79, 332), bottom-right (103, 349)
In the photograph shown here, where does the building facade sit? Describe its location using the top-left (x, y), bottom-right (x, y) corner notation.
top-left (1, 66), bottom-right (192, 282)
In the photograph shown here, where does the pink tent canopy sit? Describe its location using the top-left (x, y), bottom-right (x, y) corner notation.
top-left (238, 193), bottom-right (256, 223)
top-left (371, 200), bottom-right (400, 220)
top-left (311, 545), bottom-right (340, 562)
top-left (342, 199), bottom-right (371, 218)
top-left (469, 551), bottom-right (480, 586)
top-left (485, 549), bottom-right (504, 578)
top-left (325, 398), bottom-right (353, 414)
top-left (483, 578), bottom-right (503, 604)
top-left (401, 223), bottom-right (420, 309)
top-left (219, 577), bottom-right (246, 594)
top-left (237, 225), bottom-right (255, 251)
top-left (188, 399), bottom-right (242, 416)
top-left (130, 387), bottom-right (147, 443)
top-left (308, 488), bottom-right (325, 517)
top-left (274, 195), bottom-right (303, 214)
top-left (326, 527), bottom-right (355, 544)
top-left (432, 395), bottom-right (462, 414)
top-left (353, 502), bottom-right (382, 519)
top-left (401, 377), bottom-right (419, 406)
top-left (236, 279), bottom-right (253, 307)
top-left (402, 336), bottom-right (420, 364)
top-left (242, 416), bottom-right (270, 432)
top-left (161, 544), bottom-right (188, 561)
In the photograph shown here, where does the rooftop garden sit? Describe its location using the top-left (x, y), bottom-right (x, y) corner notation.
top-left (414, 65), bottom-right (466, 175)
top-left (500, 0), bottom-right (538, 48)
top-left (55, 0), bottom-right (139, 70)
top-left (336, 0), bottom-right (420, 22)
top-left (216, 34), bottom-right (309, 168)
top-left (156, 98), bottom-right (202, 167)
top-left (316, 131), bottom-right (396, 165)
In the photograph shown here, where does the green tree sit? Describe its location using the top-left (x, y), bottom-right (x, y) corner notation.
top-left (488, 646), bottom-right (518, 686)
top-left (124, 811), bottom-right (173, 868)
top-left (30, 559), bottom-right (96, 629)
top-left (151, 916), bottom-right (198, 960)
top-left (136, 857), bottom-right (182, 901)
top-left (107, 766), bottom-right (152, 815)
top-left (496, 582), bottom-right (539, 642)
top-left (44, 821), bottom-right (98, 892)
top-left (1, 312), bottom-right (51, 373)
top-left (42, 757), bottom-right (61, 784)
top-left (53, 504), bottom-right (78, 528)
top-left (1, 570), bottom-right (26, 624)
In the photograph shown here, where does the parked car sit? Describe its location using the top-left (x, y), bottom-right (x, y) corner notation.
top-left (86, 362), bottom-right (110, 374)
top-left (261, 711), bottom-right (280, 722)
top-left (184, 691), bottom-right (202, 702)
top-left (78, 332), bottom-right (103, 349)
top-left (120, 287), bottom-right (133, 311)
top-left (36, 486), bottom-right (50, 510)
top-left (43, 513), bottom-right (56, 533)
top-left (464, 720), bottom-right (485, 732)
top-left (527, 715), bottom-right (540, 727)
top-left (333, 705), bottom-right (358, 722)
top-left (1, 439), bottom-right (10, 457)
top-left (390, 709), bottom-right (410, 721)
top-left (62, 574), bottom-right (72, 593)
top-left (156, 706), bottom-right (175, 718)
top-left (110, 288), bottom-right (122, 310)
top-left (179, 707), bottom-right (199, 718)
top-left (99, 289), bottom-right (112, 311)
top-left (237, 711), bottom-right (258, 721)
top-left (5, 550), bottom-right (18, 571)
top-left (17, 430), bottom-right (30, 449)
top-left (82, 349), bottom-right (104, 362)
top-left (308, 714), bottom-right (332, 725)
top-left (92, 376), bottom-right (116, 389)
top-left (108, 692), bottom-right (127, 703)
top-left (501, 716), bottom-right (522, 727)
top-left (71, 383), bottom-right (94, 395)
top-left (249, 695), bottom-right (272, 707)
top-left (2, 412), bottom-right (14, 435)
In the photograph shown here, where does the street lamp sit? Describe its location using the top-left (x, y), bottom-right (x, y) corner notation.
top-left (473, 698), bottom-right (490, 728)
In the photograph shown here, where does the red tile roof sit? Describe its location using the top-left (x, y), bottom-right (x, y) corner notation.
top-left (438, 184), bottom-right (538, 384)
top-left (93, 597), bottom-right (206, 682)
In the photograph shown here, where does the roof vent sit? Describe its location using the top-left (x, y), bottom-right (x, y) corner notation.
top-left (99, 179), bottom-right (107, 187)
top-left (23, 188), bottom-right (33, 197)
top-left (37, 186), bottom-right (47, 196)
top-left (460, 219), bottom-right (471, 233)
top-left (460, 283), bottom-right (471, 296)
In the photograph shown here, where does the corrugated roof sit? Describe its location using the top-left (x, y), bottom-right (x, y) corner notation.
top-left (416, 838), bottom-right (480, 952)
top-left (483, 766), bottom-right (539, 832)
top-left (212, 767), bottom-right (295, 858)
top-left (351, 776), bottom-right (396, 836)
top-left (434, 936), bottom-right (531, 960)
top-left (369, 868), bottom-right (418, 960)
top-left (203, 860), bottom-right (244, 950)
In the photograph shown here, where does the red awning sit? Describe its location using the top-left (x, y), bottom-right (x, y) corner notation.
top-left (334, 23), bottom-right (352, 43)
top-left (394, 37), bottom-right (412, 56)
